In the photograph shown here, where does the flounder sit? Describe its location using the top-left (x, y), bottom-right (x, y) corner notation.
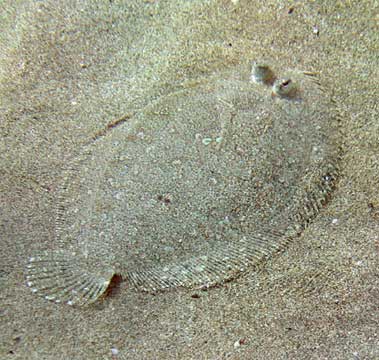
top-left (25, 63), bottom-right (341, 305)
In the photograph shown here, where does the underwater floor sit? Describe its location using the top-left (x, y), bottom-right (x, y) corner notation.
top-left (1, 1), bottom-right (378, 359)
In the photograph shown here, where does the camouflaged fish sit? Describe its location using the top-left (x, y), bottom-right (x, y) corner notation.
top-left (25, 62), bottom-right (341, 306)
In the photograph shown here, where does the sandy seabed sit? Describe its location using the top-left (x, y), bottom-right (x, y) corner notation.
top-left (1, 1), bottom-right (378, 359)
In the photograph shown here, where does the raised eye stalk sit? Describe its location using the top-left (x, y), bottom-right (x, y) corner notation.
top-left (251, 62), bottom-right (276, 85)
top-left (272, 78), bottom-right (299, 99)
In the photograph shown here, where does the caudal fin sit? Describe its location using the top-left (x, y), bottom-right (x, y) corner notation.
top-left (25, 251), bottom-right (114, 306)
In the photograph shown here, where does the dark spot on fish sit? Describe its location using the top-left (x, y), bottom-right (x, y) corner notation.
top-left (157, 194), bottom-right (171, 204)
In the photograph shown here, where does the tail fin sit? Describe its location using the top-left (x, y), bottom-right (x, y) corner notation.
top-left (25, 251), bottom-right (114, 306)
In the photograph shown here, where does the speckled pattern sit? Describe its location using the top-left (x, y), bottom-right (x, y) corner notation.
top-left (23, 65), bottom-right (339, 306)
top-left (1, 0), bottom-right (378, 359)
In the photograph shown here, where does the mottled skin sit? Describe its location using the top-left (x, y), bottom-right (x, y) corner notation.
top-left (25, 62), bottom-right (341, 306)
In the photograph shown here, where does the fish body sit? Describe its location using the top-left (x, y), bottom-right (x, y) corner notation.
top-left (26, 65), bottom-right (341, 305)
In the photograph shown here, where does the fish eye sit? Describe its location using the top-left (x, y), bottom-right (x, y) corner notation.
top-left (251, 61), bottom-right (276, 85)
top-left (273, 78), bottom-right (298, 98)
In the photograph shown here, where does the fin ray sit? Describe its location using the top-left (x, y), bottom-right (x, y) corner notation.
top-left (25, 251), bottom-right (114, 305)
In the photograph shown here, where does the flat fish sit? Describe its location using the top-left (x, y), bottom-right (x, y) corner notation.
top-left (25, 63), bottom-right (341, 305)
